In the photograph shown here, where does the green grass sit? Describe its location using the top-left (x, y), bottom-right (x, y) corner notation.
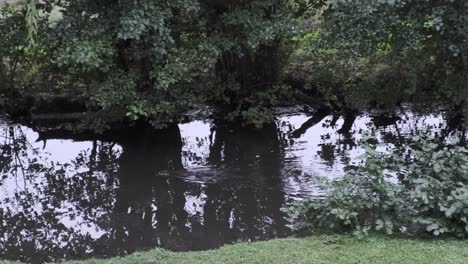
top-left (2, 236), bottom-right (468, 264)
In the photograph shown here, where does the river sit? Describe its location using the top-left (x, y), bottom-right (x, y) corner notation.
top-left (0, 108), bottom-right (456, 263)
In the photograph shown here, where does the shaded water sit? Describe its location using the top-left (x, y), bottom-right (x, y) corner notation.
top-left (0, 109), bottom-right (456, 263)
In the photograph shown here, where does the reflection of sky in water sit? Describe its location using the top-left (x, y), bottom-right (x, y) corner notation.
top-left (41, 140), bottom-right (93, 163)
top-left (0, 113), bottom-right (447, 215)
top-left (0, 125), bottom-right (121, 245)
top-left (180, 121), bottom-right (213, 168)
top-left (0, 111), bottom-right (455, 263)
top-left (175, 112), bottom-right (449, 198)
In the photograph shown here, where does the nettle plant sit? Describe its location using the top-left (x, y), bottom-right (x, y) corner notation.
top-left (288, 132), bottom-right (468, 238)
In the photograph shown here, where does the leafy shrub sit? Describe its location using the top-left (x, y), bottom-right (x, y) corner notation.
top-left (288, 133), bottom-right (468, 238)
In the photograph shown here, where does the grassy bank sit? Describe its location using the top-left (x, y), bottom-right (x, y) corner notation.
top-left (4, 236), bottom-right (467, 264)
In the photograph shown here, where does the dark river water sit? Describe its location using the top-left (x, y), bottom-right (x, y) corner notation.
top-left (0, 109), bottom-right (452, 263)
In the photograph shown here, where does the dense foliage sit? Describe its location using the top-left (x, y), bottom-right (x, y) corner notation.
top-left (0, 0), bottom-right (467, 128)
top-left (288, 133), bottom-right (468, 238)
top-left (1, 0), bottom-right (300, 129)
top-left (291, 0), bottom-right (468, 116)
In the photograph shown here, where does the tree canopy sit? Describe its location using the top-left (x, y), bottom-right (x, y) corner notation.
top-left (6, 0), bottom-right (299, 129)
top-left (0, 0), bottom-right (467, 129)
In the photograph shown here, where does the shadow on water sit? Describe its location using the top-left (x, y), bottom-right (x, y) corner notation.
top-left (0, 109), bottom-right (465, 263)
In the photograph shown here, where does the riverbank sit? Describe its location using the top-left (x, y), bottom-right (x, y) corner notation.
top-left (3, 236), bottom-right (466, 264)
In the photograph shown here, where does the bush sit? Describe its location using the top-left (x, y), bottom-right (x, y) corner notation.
top-left (287, 133), bottom-right (468, 238)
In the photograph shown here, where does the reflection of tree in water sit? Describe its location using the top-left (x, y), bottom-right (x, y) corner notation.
top-left (83, 123), bottom-right (289, 255)
top-left (95, 125), bottom-right (185, 255)
top-left (0, 126), bottom-right (121, 263)
top-left (104, 122), bottom-right (290, 253)
top-left (0, 123), bottom-right (291, 263)
top-left (3, 112), bottom-right (460, 263)
top-left (286, 110), bottom-right (466, 169)
top-left (203, 122), bottom-right (290, 247)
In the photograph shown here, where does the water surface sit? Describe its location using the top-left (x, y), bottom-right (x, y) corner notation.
top-left (0, 109), bottom-right (452, 263)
